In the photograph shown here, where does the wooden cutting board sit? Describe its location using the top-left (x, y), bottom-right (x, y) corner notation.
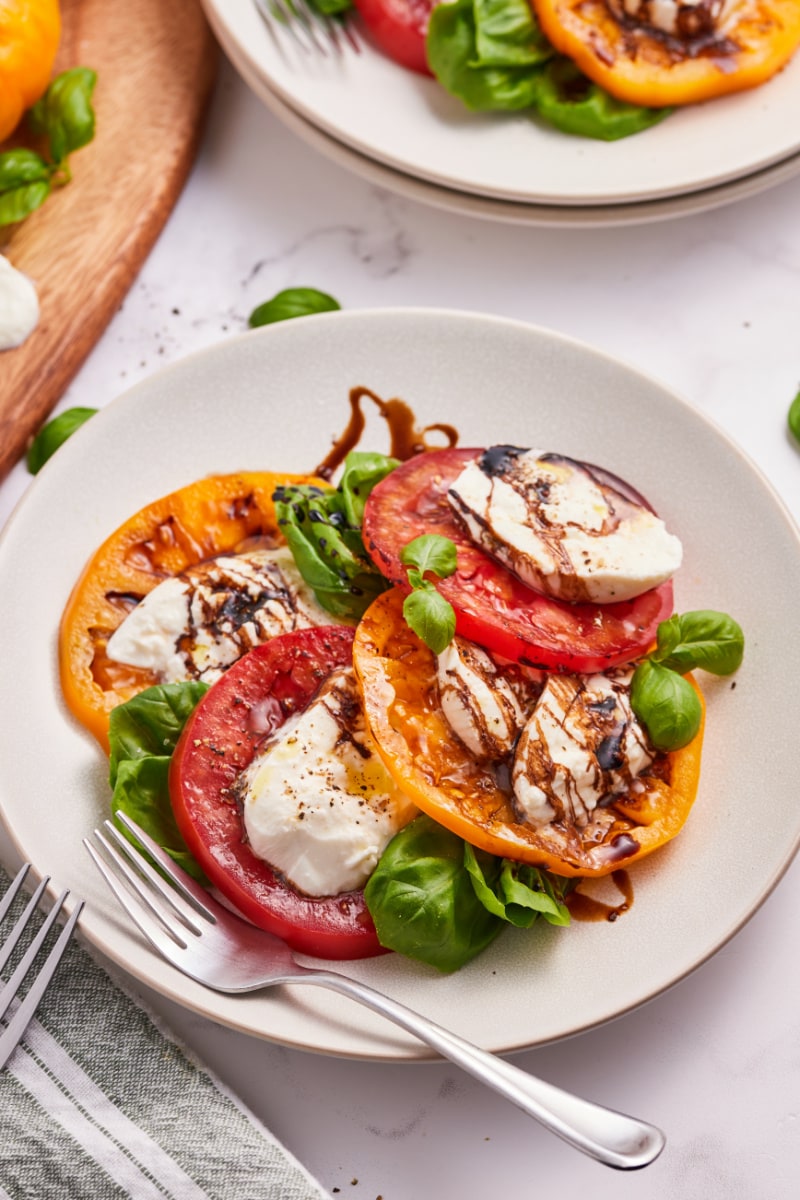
top-left (0, 0), bottom-right (219, 482)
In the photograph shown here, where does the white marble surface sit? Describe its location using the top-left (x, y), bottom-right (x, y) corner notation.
top-left (3, 58), bottom-right (800, 1200)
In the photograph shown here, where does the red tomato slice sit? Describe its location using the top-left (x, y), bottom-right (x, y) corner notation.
top-left (362, 447), bottom-right (675, 673)
top-left (169, 626), bottom-right (385, 960)
top-left (352, 0), bottom-right (434, 74)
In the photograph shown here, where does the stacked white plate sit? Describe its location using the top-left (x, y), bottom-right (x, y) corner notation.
top-left (201, 0), bottom-right (800, 226)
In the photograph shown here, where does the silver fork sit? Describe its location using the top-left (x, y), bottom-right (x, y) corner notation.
top-left (85, 813), bottom-right (665, 1171)
top-left (253, 0), bottom-right (361, 57)
top-left (0, 864), bottom-right (84, 1070)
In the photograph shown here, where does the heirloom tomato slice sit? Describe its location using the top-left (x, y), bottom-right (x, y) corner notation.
top-left (353, 589), bottom-right (704, 878)
top-left (531, 0), bottom-right (800, 108)
top-left (362, 447), bottom-right (674, 673)
top-left (169, 625), bottom-right (385, 960)
top-left (352, 0), bottom-right (434, 74)
top-left (60, 471), bottom-right (323, 751)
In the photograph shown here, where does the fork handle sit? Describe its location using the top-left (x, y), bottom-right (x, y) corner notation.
top-left (293, 968), bottom-right (664, 1170)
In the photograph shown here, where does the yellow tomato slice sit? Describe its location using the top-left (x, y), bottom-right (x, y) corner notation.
top-left (0, 0), bottom-right (61, 141)
top-left (353, 588), bottom-right (705, 878)
top-left (531, 0), bottom-right (800, 107)
top-left (59, 471), bottom-right (323, 750)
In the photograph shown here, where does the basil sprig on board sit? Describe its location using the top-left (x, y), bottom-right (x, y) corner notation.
top-left (273, 450), bottom-right (397, 620)
top-left (26, 406), bottom-right (97, 474)
top-left (399, 534), bottom-right (457, 655)
top-left (0, 68), bottom-right (97, 228)
top-left (365, 815), bottom-right (571, 972)
top-left (107, 682), bottom-right (209, 882)
top-left (631, 610), bottom-right (744, 751)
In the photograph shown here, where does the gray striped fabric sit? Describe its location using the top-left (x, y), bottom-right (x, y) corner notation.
top-left (0, 867), bottom-right (329, 1200)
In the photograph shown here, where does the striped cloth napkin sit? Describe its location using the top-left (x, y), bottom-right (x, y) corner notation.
top-left (0, 864), bottom-right (329, 1200)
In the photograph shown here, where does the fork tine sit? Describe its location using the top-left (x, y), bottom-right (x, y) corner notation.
top-left (112, 812), bottom-right (220, 919)
top-left (0, 888), bottom-right (68, 1024)
top-left (84, 831), bottom-right (195, 949)
top-left (0, 874), bottom-right (51, 976)
top-left (0, 890), bottom-right (83, 1071)
top-left (100, 821), bottom-right (209, 936)
top-left (0, 864), bottom-right (31, 925)
top-left (254, 0), bottom-right (359, 57)
top-left (254, 0), bottom-right (329, 56)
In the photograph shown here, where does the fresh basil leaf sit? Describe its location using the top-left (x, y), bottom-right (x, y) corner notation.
top-left (464, 844), bottom-right (571, 928)
top-left (0, 149), bottom-right (51, 191)
top-left (653, 610), bottom-right (744, 677)
top-left (26, 406), bottom-right (97, 474)
top-left (273, 457), bottom-right (394, 620)
top-left (107, 682), bottom-right (210, 882)
top-left (0, 180), bottom-right (50, 227)
top-left (535, 58), bottom-right (670, 141)
top-left (364, 815), bottom-right (504, 972)
top-left (111, 757), bottom-right (208, 883)
top-left (631, 660), bottom-right (702, 752)
top-left (30, 67), bottom-right (97, 163)
top-left (472, 0), bottom-right (553, 67)
top-left (338, 451), bottom-right (399, 527)
top-left (426, 0), bottom-right (544, 112)
top-left (400, 534), bottom-right (457, 580)
top-left (788, 388), bottom-right (800, 445)
top-left (108, 681), bottom-right (210, 785)
top-left (249, 287), bottom-right (341, 328)
top-left (307, 0), bottom-right (352, 14)
top-left (403, 584), bottom-right (456, 655)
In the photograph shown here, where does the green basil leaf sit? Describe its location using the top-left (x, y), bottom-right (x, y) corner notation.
top-left (403, 584), bottom-right (456, 655)
top-left (26, 406), bottom-right (97, 474)
top-left (249, 287), bottom-right (341, 328)
top-left (0, 180), bottom-right (51, 227)
top-left (0, 149), bottom-right (51, 191)
top-left (400, 533), bottom-right (457, 580)
top-left (788, 388), bottom-right (800, 445)
top-left (472, 0), bottom-right (553, 67)
top-left (630, 660), bottom-right (702, 751)
top-left (338, 450), bottom-right (399, 527)
top-left (364, 815), bottom-right (504, 972)
top-left (535, 58), bottom-right (671, 141)
top-left (426, 0), bottom-right (544, 112)
top-left (653, 610), bottom-right (744, 676)
top-left (107, 682), bottom-right (210, 883)
top-left (111, 757), bottom-right (208, 883)
top-left (307, 0), bottom-right (352, 14)
top-left (30, 67), bottom-right (97, 163)
top-left (273, 468), bottom-right (391, 620)
top-left (108, 681), bottom-right (210, 786)
top-left (464, 845), bottom-right (572, 928)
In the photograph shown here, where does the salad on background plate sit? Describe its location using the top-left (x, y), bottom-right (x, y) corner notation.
top-left (201, 0), bottom-right (800, 207)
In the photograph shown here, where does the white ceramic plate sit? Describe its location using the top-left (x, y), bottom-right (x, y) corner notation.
top-left (1, 309), bottom-right (798, 1061)
top-left (247, 63), bottom-right (800, 227)
top-left (202, 0), bottom-right (800, 207)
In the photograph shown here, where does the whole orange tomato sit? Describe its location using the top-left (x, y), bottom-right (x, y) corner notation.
top-left (0, 0), bottom-right (62, 142)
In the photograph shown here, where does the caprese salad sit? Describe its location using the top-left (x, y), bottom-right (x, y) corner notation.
top-left (60, 424), bottom-right (744, 971)
top-left (346, 0), bottom-right (800, 141)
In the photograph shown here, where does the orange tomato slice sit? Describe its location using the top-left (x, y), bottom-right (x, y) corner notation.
top-left (0, 0), bottom-right (62, 141)
top-left (531, 0), bottom-right (800, 108)
top-left (353, 588), bottom-right (704, 878)
top-left (59, 471), bottom-right (323, 750)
